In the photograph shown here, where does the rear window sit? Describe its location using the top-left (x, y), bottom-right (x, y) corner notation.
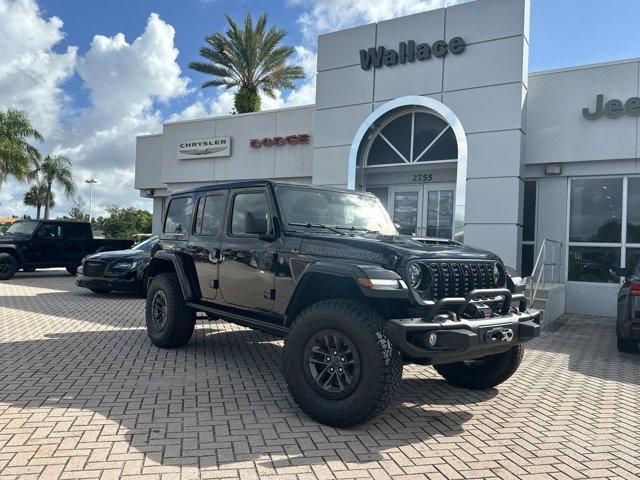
top-left (194, 194), bottom-right (226, 236)
top-left (164, 197), bottom-right (193, 235)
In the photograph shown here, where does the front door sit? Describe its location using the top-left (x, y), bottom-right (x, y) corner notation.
top-left (33, 222), bottom-right (66, 263)
top-left (218, 188), bottom-right (277, 311)
top-left (388, 184), bottom-right (455, 238)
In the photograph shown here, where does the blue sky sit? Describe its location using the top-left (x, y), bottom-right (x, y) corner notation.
top-left (1, 0), bottom-right (639, 218)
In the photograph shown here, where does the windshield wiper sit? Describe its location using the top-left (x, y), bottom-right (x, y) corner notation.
top-left (334, 226), bottom-right (380, 234)
top-left (288, 222), bottom-right (346, 235)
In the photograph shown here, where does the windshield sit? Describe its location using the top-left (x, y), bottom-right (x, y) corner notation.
top-left (132, 236), bottom-right (159, 252)
top-left (5, 221), bottom-right (39, 235)
top-left (275, 186), bottom-right (397, 235)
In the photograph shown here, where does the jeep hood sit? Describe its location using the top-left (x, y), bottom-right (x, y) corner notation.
top-left (298, 233), bottom-right (501, 265)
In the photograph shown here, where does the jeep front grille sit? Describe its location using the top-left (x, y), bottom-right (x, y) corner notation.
top-left (416, 261), bottom-right (504, 300)
top-left (83, 261), bottom-right (107, 277)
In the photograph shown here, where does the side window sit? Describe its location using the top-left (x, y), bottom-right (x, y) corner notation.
top-left (37, 223), bottom-right (62, 239)
top-left (62, 223), bottom-right (85, 239)
top-left (231, 192), bottom-right (269, 235)
top-left (194, 195), bottom-right (226, 236)
top-left (163, 197), bottom-right (193, 235)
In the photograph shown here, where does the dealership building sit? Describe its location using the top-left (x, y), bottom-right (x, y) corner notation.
top-left (135, 0), bottom-right (640, 318)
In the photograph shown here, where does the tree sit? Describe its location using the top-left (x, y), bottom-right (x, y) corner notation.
top-left (188, 13), bottom-right (305, 113)
top-left (0, 109), bottom-right (42, 186)
top-left (38, 154), bottom-right (76, 219)
top-left (99, 206), bottom-right (152, 239)
top-left (23, 183), bottom-right (55, 219)
top-left (63, 195), bottom-right (89, 222)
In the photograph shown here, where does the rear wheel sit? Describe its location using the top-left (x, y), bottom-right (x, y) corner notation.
top-left (146, 273), bottom-right (196, 348)
top-left (66, 265), bottom-right (79, 275)
top-left (0, 253), bottom-right (18, 280)
top-left (617, 337), bottom-right (639, 353)
top-left (282, 299), bottom-right (402, 427)
top-left (434, 345), bottom-right (524, 389)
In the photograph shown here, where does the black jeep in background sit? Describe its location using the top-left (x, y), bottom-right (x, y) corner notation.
top-left (145, 180), bottom-right (540, 427)
top-left (0, 220), bottom-right (133, 280)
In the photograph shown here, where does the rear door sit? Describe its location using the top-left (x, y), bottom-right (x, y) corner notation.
top-left (188, 191), bottom-right (228, 301)
top-left (62, 223), bottom-right (88, 264)
top-left (218, 187), bottom-right (277, 311)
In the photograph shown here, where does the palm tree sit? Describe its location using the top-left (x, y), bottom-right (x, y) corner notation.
top-left (23, 183), bottom-right (55, 219)
top-left (38, 155), bottom-right (76, 220)
top-left (0, 109), bottom-right (42, 186)
top-left (189, 13), bottom-right (305, 113)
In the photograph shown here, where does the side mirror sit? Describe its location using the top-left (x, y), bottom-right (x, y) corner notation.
top-left (150, 243), bottom-right (161, 256)
top-left (244, 212), bottom-right (268, 235)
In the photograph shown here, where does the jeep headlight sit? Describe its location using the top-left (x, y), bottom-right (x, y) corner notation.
top-left (407, 264), bottom-right (422, 290)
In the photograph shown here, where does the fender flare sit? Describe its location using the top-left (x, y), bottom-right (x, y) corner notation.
top-left (0, 246), bottom-right (25, 265)
top-left (285, 260), bottom-right (407, 319)
top-left (148, 250), bottom-right (200, 301)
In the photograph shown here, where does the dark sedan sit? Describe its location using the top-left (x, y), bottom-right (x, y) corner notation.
top-left (616, 262), bottom-right (640, 353)
top-left (76, 236), bottom-right (158, 296)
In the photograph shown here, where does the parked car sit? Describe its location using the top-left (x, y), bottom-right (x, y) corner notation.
top-left (0, 220), bottom-right (134, 280)
top-left (76, 236), bottom-right (159, 295)
top-left (144, 180), bottom-right (540, 427)
top-left (616, 264), bottom-right (640, 353)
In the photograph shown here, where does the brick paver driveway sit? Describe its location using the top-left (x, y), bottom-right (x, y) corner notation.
top-left (0, 271), bottom-right (638, 480)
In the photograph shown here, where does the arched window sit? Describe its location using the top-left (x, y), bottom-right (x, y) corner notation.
top-left (365, 109), bottom-right (458, 167)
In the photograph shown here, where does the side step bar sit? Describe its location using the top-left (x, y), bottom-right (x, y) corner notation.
top-left (186, 302), bottom-right (288, 337)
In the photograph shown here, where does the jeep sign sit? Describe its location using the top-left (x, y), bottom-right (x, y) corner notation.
top-left (177, 137), bottom-right (231, 160)
top-left (359, 38), bottom-right (465, 70)
top-left (583, 94), bottom-right (640, 120)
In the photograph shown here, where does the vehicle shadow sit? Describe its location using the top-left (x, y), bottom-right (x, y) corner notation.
top-left (0, 325), bottom-right (480, 471)
top-left (526, 315), bottom-right (640, 386)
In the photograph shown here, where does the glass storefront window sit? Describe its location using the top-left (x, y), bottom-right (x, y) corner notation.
top-left (569, 178), bottom-right (622, 243)
top-left (568, 246), bottom-right (620, 283)
top-left (626, 248), bottom-right (640, 273)
top-left (627, 178), bottom-right (640, 243)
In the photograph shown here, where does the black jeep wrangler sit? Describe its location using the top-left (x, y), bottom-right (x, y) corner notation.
top-left (146, 180), bottom-right (540, 427)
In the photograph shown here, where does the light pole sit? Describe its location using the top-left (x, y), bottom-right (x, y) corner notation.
top-left (84, 178), bottom-right (98, 222)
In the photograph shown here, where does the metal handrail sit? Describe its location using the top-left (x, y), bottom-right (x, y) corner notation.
top-left (527, 239), bottom-right (564, 307)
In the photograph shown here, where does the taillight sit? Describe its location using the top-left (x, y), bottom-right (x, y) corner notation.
top-left (630, 281), bottom-right (640, 296)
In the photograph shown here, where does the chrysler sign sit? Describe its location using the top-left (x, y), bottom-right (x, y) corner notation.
top-left (177, 137), bottom-right (231, 160)
top-left (360, 38), bottom-right (465, 70)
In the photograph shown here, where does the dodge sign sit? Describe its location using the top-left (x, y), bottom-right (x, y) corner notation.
top-left (177, 137), bottom-right (231, 160)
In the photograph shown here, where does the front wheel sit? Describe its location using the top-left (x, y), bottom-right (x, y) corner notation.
top-left (0, 253), bottom-right (18, 280)
top-left (434, 345), bottom-right (524, 389)
top-left (145, 273), bottom-right (196, 348)
top-left (282, 299), bottom-right (402, 427)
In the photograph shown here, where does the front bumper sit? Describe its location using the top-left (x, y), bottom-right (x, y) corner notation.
top-left (76, 273), bottom-right (140, 292)
top-left (387, 288), bottom-right (541, 364)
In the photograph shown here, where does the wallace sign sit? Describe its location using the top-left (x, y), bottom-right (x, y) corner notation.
top-left (360, 38), bottom-right (466, 70)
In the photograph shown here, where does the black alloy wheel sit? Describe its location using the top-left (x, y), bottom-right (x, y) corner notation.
top-left (151, 290), bottom-right (169, 333)
top-left (303, 329), bottom-right (361, 400)
top-left (0, 253), bottom-right (18, 280)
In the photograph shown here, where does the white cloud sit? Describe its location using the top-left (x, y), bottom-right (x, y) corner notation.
top-left (0, 0), bottom-right (76, 137)
top-left (0, 6), bottom-right (189, 219)
top-left (291, 0), bottom-right (466, 43)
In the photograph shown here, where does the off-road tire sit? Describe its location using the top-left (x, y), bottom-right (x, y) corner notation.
top-left (66, 266), bottom-right (79, 275)
top-left (146, 273), bottom-right (196, 348)
top-left (617, 337), bottom-right (639, 353)
top-left (90, 288), bottom-right (111, 294)
top-left (282, 299), bottom-right (402, 427)
top-left (0, 253), bottom-right (18, 280)
top-left (434, 344), bottom-right (524, 389)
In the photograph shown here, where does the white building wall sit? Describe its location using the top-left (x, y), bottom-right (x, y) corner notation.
top-left (313, 0), bottom-right (531, 269)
